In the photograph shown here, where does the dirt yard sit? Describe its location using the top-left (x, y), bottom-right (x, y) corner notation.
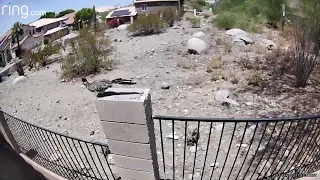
top-left (1, 20), bottom-right (320, 179)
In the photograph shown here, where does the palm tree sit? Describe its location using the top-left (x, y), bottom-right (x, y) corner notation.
top-left (11, 21), bottom-right (25, 76)
top-left (11, 22), bottom-right (23, 58)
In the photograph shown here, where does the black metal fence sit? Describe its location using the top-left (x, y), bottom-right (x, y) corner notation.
top-left (153, 115), bottom-right (320, 180)
top-left (3, 111), bottom-right (117, 180)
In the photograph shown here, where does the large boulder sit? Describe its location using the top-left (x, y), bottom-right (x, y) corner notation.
top-left (226, 28), bottom-right (248, 37)
top-left (227, 28), bottom-right (253, 45)
top-left (193, 31), bottom-right (205, 37)
top-left (188, 38), bottom-right (207, 54)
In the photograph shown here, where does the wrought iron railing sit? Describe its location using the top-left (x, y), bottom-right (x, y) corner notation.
top-left (3, 111), bottom-right (117, 180)
top-left (153, 115), bottom-right (320, 180)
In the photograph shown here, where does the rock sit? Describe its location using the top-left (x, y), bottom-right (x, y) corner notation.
top-left (184, 109), bottom-right (189, 114)
top-left (236, 144), bottom-right (248, 148)
top-left (90, 131), bottom-right (95, 136)
top-left (226, 28), bottom-right (248, 37)
top-left (160, 82), bottom-right (171, 89)
top-left (193, 31), bottom-right (205, 37)
top-left (49, 153), bottom-right (61, 162)
top-left (214, 123), bottom-right (223, 131)
top-left (117, 24), bottom-right (129, 31)
top-left (166, 133), bottom-right (179, 140)
top-left (246, 102), bottom-right (253, 106)
top-left (12, 76), bottom-right (27, 85)
top-left (210, 162), bottom-right (220, 168)
top-left (260, 39), bottom-right (277, 50)
top-left (56, 100), bottom-right (60, 103)
top-left (64, 117), bottom-right (68, 120)
top-left (215, 89), bottom-right (239, 106)
top-left (188, 38), bottom-right (207, 54)
top-left (172, 25), bottom-right (180, 29)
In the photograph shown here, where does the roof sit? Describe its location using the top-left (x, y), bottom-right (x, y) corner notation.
top-left (29, 17), bottom-right (68, 28)
top-left (61, 12), bottom-right (76, 25)
top-left (44, 26), bottom-right (68, 36)
top-left (106, 6), bottom-right (137, 19)
top-left (133, 0), bottom-right (179, 3)
top-left (0, 30), bottom-right (11, 47)
top-left (96, 6), bottom-right (116, 13)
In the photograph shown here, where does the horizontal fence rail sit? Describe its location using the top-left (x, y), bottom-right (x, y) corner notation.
top-left (2, 111), bottom-right (117, 180)
top-left (153, 115), bottom-right (320, 180)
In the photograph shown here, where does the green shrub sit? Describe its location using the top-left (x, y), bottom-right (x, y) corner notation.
top-left (61, 28), bottom-right (115, 79)
top-left (162, 8), bottom-right (180, 26)
top-left (128, 15), bottom-right (166, 36)
top-left (188, 16), bottom-right (201, 28)
top-left (215, 11), bottom-right (236, 29)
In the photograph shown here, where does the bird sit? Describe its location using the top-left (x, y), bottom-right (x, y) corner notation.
top-left (187, 128), bottom-right (200, 146)
top-left (82, 78), bottom-right (113, 93)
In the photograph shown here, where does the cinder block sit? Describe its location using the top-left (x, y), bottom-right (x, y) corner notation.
top-left (113, 155), bottom-right (154, 172)
top-left (101, 122), bottom-right (149, 143)
top-left (115, 167), bottom-right (155, 180)
top-left (107, 139), bottom-right (152, 159)
top-left (96, 100), bottom-right (147, 124)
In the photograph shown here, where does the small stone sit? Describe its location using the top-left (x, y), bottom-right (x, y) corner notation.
top-left (90, 131), bottom-right (95, 136)
top-left (178, 144), bottom-right (181, 147)
top-left (56, 100), bottom-right (60, 103)
top-left (64, 117), bottom-right (68, 120)
top-left (184, 109), bottom-right (189, 114)
top-left (160, 82), bottom-right (171, 90)
top-left (246, 102), bottom-right (253, 106)
top-left (166, 133), bottom-right (179, 140)
top-left (236, 144), bottom-right (248, 148)
top-left (210, 162), bottom-right (220, 168)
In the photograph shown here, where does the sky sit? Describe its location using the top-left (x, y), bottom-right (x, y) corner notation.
top-left (0, 0), bottom-right (132, 35)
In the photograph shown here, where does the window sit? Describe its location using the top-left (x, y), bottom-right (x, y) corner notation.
top-left (142, 4), bottom-right (147, 11)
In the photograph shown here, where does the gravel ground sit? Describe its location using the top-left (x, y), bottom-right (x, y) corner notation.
top-left (1, 20), bottom-right (320, 179)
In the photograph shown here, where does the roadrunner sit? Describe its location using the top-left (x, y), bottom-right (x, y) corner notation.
top-left (82, 78), bottom-right (113, 93)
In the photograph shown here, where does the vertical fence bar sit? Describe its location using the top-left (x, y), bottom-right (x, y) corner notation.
top-left (92, 145), bottom-right (109, 180)
top-left (100, 144), bottom-right (116, 180)
top-left (191, 121), bottom-right (201, 180)
top-left (0, 110), bottom-right (20, 153)
top-left (159, 119), bottom-right (166, 176)
top-left (200, 122), bottom-right (213, 180)
top-left (172, 119), bottom-right (175, 180)
top-left (182, 121), bottom-right (188, 180)
top-left (209, 122), bottom-right (225, 180)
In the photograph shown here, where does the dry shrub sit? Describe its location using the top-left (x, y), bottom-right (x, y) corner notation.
top-left (216, 38), bottom-right (223, 46)
top-left (206, 56), bottom-right (222, 73)
top-left (186, 75), bottom-right (205, 87)
top-left (230, 75), bottom-right (239, 84)
top-left (211, 69), bottom-right (222, 81)
top-left (247, 70), bottom-right (261, 86)
top-left (23, 43), bottom-right (60, 70)
top-left (188, 16), bottom-right (201, 28)
top-left (264, 48), bottom-right (294, 75)
top-left (223, 43), bottom-right (232, 54)
top-left (61, 28), bottom-right (115, 79)
top-left (280, 25), bottom-right (295, 40)
top-left (239, 56), bottom-right (255, 70)
top-left (177, 57), bottom-right (195, 70)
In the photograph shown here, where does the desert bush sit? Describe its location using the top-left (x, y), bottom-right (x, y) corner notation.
top-left (216, 38), bottom-right (222, 46)
top-left (223, 43), bottom-right (232, 54)
top-left (239, 56), bottom-right (255, 69)
top-left (162, 8), bottom-right (180, 26)
top-left (191, 0), bottom-right (207, 10)
top-left (44, 38), bottom-right (49, 45)
top-left (230, 75), bottom-right (239, 84)
top-left (177, 57), bottom-right (195, 70)
top-left (15, 61), bottom-right (25, 76)
top-left (61, 28), bottom-right (115, 79)
top-left (203, 10), bottom-right (213, 19)
top-left (127, 15), bottom-right (166, 36)
top-left (206, 56), bottom-right (222, 73)
top-left (188, 16), bottom-right (201, 28)
top-left (215, 11), bottom-right (236, 30)
top-left (211, 69), bottom-right (222, 81)
top-left (247, 70), bottom-right (261, 86)
top-left (23, 43), bottom-right (60, 70)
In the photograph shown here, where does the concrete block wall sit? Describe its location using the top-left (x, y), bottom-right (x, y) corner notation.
top-left (96, 88), bottom-right (159, 180)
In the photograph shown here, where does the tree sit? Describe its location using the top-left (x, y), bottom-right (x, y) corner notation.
top-left (39, 12), bottom-right (55, 19)
top-left (75, 8), bottom-right (95, 28)
top-left (55, 9), bottom-right (75, 18)
top-left (98, 11), bottom-right (109, 22)
top-left (11, 22), bottom-right (25, 76)
top-left (93, 6), bottom-right (97, 32)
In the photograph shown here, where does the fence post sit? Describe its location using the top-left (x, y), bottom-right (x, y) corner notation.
top-left (95, 88), bottom-right (159, 180)
top-left (0, 110), bottom-right (21, 153)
